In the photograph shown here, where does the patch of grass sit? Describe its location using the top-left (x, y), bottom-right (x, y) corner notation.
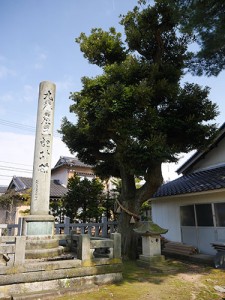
top-left (57, 259), bottom-right (225, 300)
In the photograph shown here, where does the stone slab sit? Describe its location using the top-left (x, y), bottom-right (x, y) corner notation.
top-left (0, 261), bottom-right (122, 285)
top-left (0, 262), bottom-right (123, 299)
top-left (11, 284), bottom-right (99, 300)
top-left (0, 259), bottom-right (81, 275)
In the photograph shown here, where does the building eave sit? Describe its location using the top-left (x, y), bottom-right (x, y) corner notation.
top-left (177, 122), bottom-right (225, 175)
top-left (151, 187), bottom-right (225, 201)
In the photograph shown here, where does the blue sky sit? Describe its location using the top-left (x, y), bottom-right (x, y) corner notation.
top-left (0, 0), bottom-right (224, 186)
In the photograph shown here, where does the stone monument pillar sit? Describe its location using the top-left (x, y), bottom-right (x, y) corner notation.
top-left (22, 81), bottom-right (56, 236)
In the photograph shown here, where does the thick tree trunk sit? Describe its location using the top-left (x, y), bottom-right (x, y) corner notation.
top-left (137, 162), bottom-right (164, 207)
top-left (118, 166), bottom-right (138, 259)
top-left (117, 162), bottom-right (163, 260)
top-left (118, 212), bottom-right (139, 260)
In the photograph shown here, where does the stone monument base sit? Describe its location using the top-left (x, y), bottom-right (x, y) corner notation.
top-left (25, 235), bottom-right (64, 259)
top-left (21, 215), bottom-right (63, 259)
top-left (22, 215), bottom-right (55, 236)
top-left (137, 254), bottom-right (166, 271)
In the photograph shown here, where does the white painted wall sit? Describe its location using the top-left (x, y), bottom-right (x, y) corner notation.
top-left (192, 138), bottom-right (225, 172)
top-left (152, 198), bottom-right (182, 242)
top-left (51, 168), bottom-right (68, 186)
top-left (152, 190), bottom-right (225, 243)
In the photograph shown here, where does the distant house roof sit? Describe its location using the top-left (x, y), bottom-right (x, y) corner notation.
top-left (0, 186), bottom-right (7, 194)
top-left (177, 122), bottom-right (225, 175)
top-left (153, 165), bottom-right (225, 199)
top-left (52, 156), bottom-right (93, 171)
top-left (8, 176), bottom-right (67, 198)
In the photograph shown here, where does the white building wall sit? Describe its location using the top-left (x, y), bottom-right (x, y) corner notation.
top-left (51, 169), bottom-right (68, 186)
top-left (152, 190), bottom-right (225, 243)
top-left (152, 198), bottom-right (182, 242)
top-left (192, 138), bottom-right (225, 172)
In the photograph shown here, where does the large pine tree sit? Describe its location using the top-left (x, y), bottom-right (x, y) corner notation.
top-left (60, 1), bottom-right (218, 259)
top-left (173, 0), bottom-right (225, 76)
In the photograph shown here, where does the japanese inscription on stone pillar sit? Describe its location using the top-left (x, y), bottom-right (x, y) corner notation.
top-left (30, 81), bottom-right (56, 215)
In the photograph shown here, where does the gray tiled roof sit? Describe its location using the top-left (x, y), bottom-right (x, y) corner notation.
top-left (52, 156), bottom-right (93, 170)
top-left (153, 166), bottom-right (225, 198)
top-left (0, 186), bottom-right (7, 194)
top-left (9, 177), bottom-right (67, 198)
top-left (50, 180), bottom-right (68, 198)
top-left (12, 177), bottom-right (32, 191)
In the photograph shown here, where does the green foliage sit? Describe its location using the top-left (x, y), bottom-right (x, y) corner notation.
top-left (50, 198), bottom-right (65, 222)
top-left (62, 175), bottom-right (106, 222)
top-left (76, 27), bottom-right (127, 67)
top-left (140, 200), bottom-right (151, 221)
top-left (20, 188), bottom-right (31, 204)
top-left (141, 200), bottom-right (151, 211)
top-left (60, 0), bottom-right (219, 258)
top-left (173, 0), bottom-right (225, 76)
top-left (61, 1), bottom-right (218, 185)
top-left (0, 189), bottom-right (30, 209)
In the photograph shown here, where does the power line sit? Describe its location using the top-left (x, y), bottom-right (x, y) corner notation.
top-left (0, 161), bottom-right (32, 167)
top-left (0, 119), bottom-right (35, 132)
top-left (0, 166), bottom-right (32, 173)
top-left (0, 161), bottom-right (33, 179)
top-left (0, 118), bottom-right (61, 137)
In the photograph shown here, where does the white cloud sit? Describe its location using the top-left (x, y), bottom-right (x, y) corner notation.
top-left (0, 130), bottom-right (194, 187)
top-left (33, 48), bottom-right (47, 70)
top-left (0, 55), bottom-right (18, 84)
top-left (0, 55), bottom-right (6, 62)
top-left (52, 136), bottom-right (72, 165)
top-left (0, 131), bottom-right (71, 186)
top-left (55, 76), bottom-right (74, 92)
top-left (0, 92), bottom-right (14, 103)
top-left (0, 65), bottom-right (16, 79)
top-left (0, 92), bottom-right (14, 117)
top-left (162, 151), bottom-right (195, 182)
top-left (22, 84), bottom-right (37, 103)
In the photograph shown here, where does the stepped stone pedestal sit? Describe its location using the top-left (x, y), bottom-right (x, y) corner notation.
top-left (25, 235), bottom-right (64, 259)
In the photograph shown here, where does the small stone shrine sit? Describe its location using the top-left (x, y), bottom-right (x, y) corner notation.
top-left (134, 221), bottom-right (168, 269)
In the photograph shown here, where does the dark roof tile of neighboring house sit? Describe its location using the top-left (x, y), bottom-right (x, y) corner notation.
top-left (52, 156), bottom-right (93, 171)
top-left (153, 166), bottom-right (225, 198)
top-left (0, 186), bottom-right (7, 194)
top-left (50, 180), bottom-right (68, 198)
top-left (8, 177), bottom-right (67, 198)
top-left (11, 177), bottom-right (32, 191)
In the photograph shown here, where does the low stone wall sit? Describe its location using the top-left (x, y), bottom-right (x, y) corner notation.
top-left (0, 259), bottom-right (122, 299)
top-left (0, 233), bottom-right (122, 299)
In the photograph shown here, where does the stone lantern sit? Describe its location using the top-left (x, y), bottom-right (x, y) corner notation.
top-left (134, 221), bottom-right (168, 268)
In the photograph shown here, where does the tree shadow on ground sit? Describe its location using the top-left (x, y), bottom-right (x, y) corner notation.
top-left (115, 258), bottom-right (213, 286)
top-left (55, 258), bottom-right (225, 300)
